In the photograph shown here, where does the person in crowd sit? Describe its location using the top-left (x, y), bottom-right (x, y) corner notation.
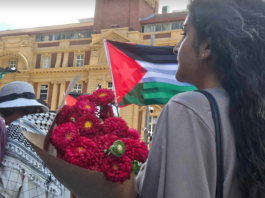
top-left (0, 117), bottom-right (7, 165)
top-left (137, 0), bottom-right (265, 198)
top-left (0, 81), bottom-right (67, 198)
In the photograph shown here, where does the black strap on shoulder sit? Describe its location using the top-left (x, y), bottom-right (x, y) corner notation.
top-left (196, 90), bottom-right (223, 198)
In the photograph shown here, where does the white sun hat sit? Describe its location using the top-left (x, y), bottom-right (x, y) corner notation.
top-left (0, 81), bottom-right (49, 113)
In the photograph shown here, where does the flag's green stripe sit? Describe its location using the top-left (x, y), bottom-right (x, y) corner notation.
top-left (144, 82), bottom-right (197, 92)
top-left (119, 82), bottom-right (197, 106)
top-left (144, 92), bottom-right (175, 99)
top-left (144, 98), bottom-right (172, 105)
top-left (119, 83), bottom-right (145, 106)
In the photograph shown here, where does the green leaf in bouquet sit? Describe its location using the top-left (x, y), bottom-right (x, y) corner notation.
top-left (131, 160), bottom-right (141, 176)
top-left (70, 117), bottom-right (76, 123)
top-left (109, 140), bottom-right (125, 157)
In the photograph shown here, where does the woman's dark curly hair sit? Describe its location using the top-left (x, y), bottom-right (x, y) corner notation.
top-left (188, 0), bottom-right (265, 197)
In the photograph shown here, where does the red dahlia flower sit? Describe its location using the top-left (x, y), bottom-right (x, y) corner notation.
top-left (125, 128), bottom-right (141, 140)
top-left (65, 137), bottom-right (97, 168)
top-left (92, 89), bottom-right (115, 106)
top-left (75, 100), bottom-right (97, 115)
top-left (56, 105), bottom-right (73, 125)
top-left (77, 94), bottom-right (95, 103)
top-left (76, 113), bottom-right (101, 137)
top-left (57, 149), bottom-right (67, 161)
top-left (102, 117), bottom-right (128, 137)
top-left (51, 123), bottom-right (79, 151)
top-left (96, 134), bottom-right (119, 153)
top-left (122, 138), bottom-right (148, 163)
top-left (100, 105), bottom-right (114, 120)
top-left (102, 155), bottom-right (132, 183)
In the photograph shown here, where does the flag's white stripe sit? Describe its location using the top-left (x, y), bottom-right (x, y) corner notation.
top-left (143, 77), bottom-right (191, 86)
top-left (136, 60), bottom-right (178, 71)
top-left (137, 60), bottom-right (192, 87)
top-left (143, 72), bottom-right (176, 80)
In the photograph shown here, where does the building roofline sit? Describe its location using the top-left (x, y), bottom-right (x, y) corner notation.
top-left (140, 16), bottom-right (186, 24)
top-left (0, 22), bottom-right (94, 37)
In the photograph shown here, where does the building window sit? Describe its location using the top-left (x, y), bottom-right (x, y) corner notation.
top-left (107, 82), bottom-right (113, 90)
top-left (40, 85), bottom-right (48, 100)
top-left (36, 35), bottom-right (45, 42)
top-left (43, 57), bottom-right (50, 68)
top-left (141, 21), bottom-right (184, 33)
top-left (73, 83), bottom-right (82, 93)
top-left (149, 116), bottom-right (158, 133)
top-left (76, 55), bottom-right (84, 67)
top-left (171, 21), bottom-right (183, 30)
top-left (9, 60), bottom-right (16, 69)
top-left (45, 30), bottom-right (93, 41)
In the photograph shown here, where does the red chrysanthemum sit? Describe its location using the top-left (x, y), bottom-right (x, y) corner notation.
top-left (51, 123), bottom-right (79, 151)
top-left (65, 137), bottom-right (97, 168)
top-left (125, 128), bottom-right (141, 140)
top-left (96, 134), bottom-right (119, 152)
top-left (77, 94), bottom-right (96, 103)
top-left (68, 110), bottom-right (80, 124)
top-left (102, 117), bottom-right (128, 137)
top-left (102, 155), bottom-right (132, 183)
top-left (76, 113), bottom-right (101, 137)
top-left (100, 105), bottom-right (114, 120)
top-left (122, 138), bottom-right (148, 163)
top-left (57, 149), bottom-right (67, 161)
top-left (92, 89), bottom-right (115, 106)
top-left (56, 105), bottom-right (73, 125)
top-left (75, 100), bottom-right (97, 115)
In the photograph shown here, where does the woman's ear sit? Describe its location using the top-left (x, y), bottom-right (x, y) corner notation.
top-left (200, 38), bottom-right (211, 60)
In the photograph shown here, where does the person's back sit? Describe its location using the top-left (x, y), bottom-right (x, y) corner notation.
top-left (137, 88), bottom-right (242, 197)
top-left (137, 0), bottom-right (265, 197)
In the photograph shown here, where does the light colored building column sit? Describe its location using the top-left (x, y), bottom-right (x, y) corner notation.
top-left (55, 53), bottom-right (62, 68)
top-left (51, 81), bottom-right (59, 111)
top-left (62, 52), bottom-right (69, 67)
top-left (58, 81), bottom-right (66, 107)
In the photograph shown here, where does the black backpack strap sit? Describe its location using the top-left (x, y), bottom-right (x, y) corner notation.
top-left (196, 90), bottom-right (223, 198)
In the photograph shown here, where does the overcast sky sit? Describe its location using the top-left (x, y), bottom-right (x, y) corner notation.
top-left (0, 0), bottom-right (189, 31)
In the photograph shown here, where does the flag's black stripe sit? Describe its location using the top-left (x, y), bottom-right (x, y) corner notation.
top-left (107, 40), bottom-right (178, 64)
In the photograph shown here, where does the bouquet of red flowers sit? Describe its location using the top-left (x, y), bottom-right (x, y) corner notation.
top-left (50, 89), bottom-right (148, 183)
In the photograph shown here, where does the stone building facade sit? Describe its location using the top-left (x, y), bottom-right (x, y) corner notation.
top-left (0, 0), bottom-right (186, 138)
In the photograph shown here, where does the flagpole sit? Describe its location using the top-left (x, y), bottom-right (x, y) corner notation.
top-left (144, 26), bottom-right (156, 143)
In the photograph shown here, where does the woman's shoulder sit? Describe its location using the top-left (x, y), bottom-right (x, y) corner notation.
top-left (166, 88), bottom-right (229, 127)
top-left (170, 87), bottom-right (229, 111)
top-left (170, 90), bottom-right (210, 112)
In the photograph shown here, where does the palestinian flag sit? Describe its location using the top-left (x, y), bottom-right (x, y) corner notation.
top-left (104, 40), bottom-right (196, 106)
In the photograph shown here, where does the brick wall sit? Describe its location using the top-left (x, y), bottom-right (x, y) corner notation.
top-left (138, 111), bottom-right (143, 131)
top-left (38, 42), bottom-right (60, 48)
top-left (66, 82), bottom-right (70, 91)
top-left (68, 52), bottom-right (74, 67)
top-left (48, 83), bottom-right (53, 109)
top-left (83, 82), bottom-right (88, 93)
top-left (94, 0), bottom-right (156, 32)
top-left (84, 51), bottom-right (91, 65)
top-left (70, 40), bottom-right (92, 45)
top-left (51, 53), bottom-right (57, 68)
top-left (36, 54), bottom-right (41, 69)
top-left (33, 83), bottom-right (38, 94)
top-left (60, 53), bottom-right (64, 68)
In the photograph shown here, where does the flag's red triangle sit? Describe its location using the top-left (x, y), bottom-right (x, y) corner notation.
top-left (66, 95), bottom-right (77, 106)
top-left (106, 41), bottom-right (147, 104)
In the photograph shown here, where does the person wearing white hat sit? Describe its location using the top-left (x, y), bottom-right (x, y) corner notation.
top-left (0, 82), bottom-right (68, 198)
